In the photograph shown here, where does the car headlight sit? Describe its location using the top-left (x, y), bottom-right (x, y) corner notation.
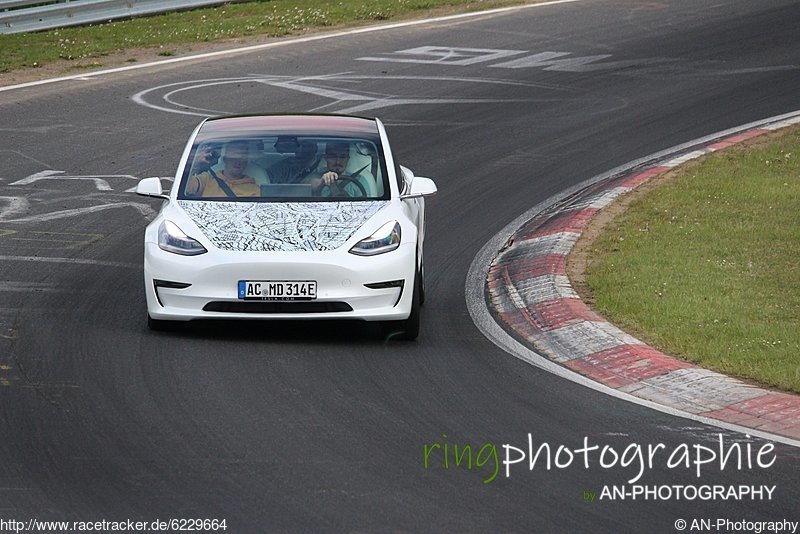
top-left (158, 220), bottom-right (207, 256)
top-left (349, 221), bottom-right (401, 256)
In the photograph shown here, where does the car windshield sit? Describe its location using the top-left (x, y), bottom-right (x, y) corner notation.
top-left (177, 134), bottom-right (389, 202)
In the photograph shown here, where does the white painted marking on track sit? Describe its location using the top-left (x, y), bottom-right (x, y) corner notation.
top-left (0, 150), bottom-right (53, 168)
top-left (492, 51), bottom-right (611, 71)
top-left (0, 281), bottom-right (59, 292)
top-left (0, 255), bottom-right (138, 269)
top-left (358, 46), bottom-right (527, 66)
top-left (0, 0), bottom-right (581, 94)
top-left (9, 170), bottom-right (133, 191)
top-left (0, 196), bottom-right (30, 221)
top-left (0, 203), bottom-right (155, 224)
top-left (132, 74), bottom-right (560, 116)
top-left (1, 170), bottom-right (164, 223)
top-left (265, 77), bottom-right (374, 103)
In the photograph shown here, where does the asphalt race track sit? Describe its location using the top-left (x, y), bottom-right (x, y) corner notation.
top-left (1, 0), bottom-right (799, 531)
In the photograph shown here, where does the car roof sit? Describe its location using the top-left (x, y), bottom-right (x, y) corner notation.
top-left (198, 114), bottom-right (380, 138)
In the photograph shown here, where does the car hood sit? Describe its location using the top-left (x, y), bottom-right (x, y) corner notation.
top-left (177, 200), bottom-right (390, 252)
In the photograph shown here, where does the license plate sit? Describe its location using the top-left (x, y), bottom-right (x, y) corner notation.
top-left (238, 280), bottom-right (317, 300)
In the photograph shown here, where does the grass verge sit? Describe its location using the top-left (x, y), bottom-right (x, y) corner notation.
top-left (583, 126), bottom-right (800, 393)
top-left (0, 0), bottom-right (525, 74)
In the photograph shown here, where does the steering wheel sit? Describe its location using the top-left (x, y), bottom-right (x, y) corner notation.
top-left (323, 175), bottom-right (368, 198)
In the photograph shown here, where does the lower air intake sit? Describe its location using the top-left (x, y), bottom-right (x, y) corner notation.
top-left (202, 301), bottom-right (353, 313)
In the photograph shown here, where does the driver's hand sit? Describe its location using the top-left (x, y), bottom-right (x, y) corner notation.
top-left (321, 171), bottom-right (339, 186)
top-left (310, 173), bottom-right (338, 194)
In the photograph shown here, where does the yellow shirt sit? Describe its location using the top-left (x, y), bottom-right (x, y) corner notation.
top-left (190, 171), bottom-right (260, 198)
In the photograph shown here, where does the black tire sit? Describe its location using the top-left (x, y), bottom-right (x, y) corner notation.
top-left (388, 271), bottom-right (420, 341)
top-left (418, 258), bottom-right (426, 307)
top-left (147, 315), bottom-right (177, 332)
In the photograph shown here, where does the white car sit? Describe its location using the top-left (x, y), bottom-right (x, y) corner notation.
top-left (136, 114), bottom-right (436, 340)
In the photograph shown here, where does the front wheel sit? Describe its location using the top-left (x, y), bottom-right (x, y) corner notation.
top-left (384, 272), bottom-right (420, 341)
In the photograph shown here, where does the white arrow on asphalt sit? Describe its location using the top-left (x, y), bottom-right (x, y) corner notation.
top-left (9, 170), bottom-right (139, 191)
top-left (0, 202), bottom-right (156, 224)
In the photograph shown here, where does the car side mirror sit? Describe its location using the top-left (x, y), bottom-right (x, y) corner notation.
top-left (136, 177), bottom-right (168, 199)
top-left (401, 176), bottom-right (437, 199)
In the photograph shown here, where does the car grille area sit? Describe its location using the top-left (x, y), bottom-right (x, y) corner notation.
top-left (202, 301), bottom-right (354, 314)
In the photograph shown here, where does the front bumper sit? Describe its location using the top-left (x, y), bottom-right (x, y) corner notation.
top-left (144, 242), bottom-right (416, 322)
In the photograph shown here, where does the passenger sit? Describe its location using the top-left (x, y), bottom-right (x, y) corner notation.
top-left (186, 141), bottom-right (261, 198)
top-left (306, 142), bottom-right (372, 197)
top-left (267, 140), bottom-right (320, 184)
top-left (191, 144), bottom-right (219, 174)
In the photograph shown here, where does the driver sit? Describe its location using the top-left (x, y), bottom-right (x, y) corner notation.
top-left (305, 142), bottom-right (368, 197)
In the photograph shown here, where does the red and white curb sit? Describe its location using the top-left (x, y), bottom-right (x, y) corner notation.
top-left (483, 113), bottom-right (800, 442)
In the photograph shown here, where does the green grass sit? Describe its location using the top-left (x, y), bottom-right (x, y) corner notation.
top-left (0, 0), bottom-right (525, 73)
top-left (585, 126), bottom-right (800, 393)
